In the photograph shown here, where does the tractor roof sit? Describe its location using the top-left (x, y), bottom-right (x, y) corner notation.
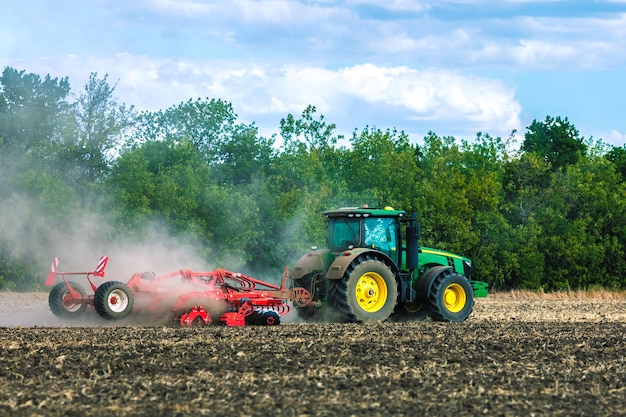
top-left (324, 206), bottom-right (406, 218)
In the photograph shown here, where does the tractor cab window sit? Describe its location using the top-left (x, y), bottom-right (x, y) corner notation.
top-left (328, 218), bottom-right (361, 251)
top-left (364, 217), bottom-right (398, 261)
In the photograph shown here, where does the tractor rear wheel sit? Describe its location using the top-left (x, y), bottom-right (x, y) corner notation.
top-left (328, 257), bottom-right (397, 322)
top-left (94, 281), bottom-right (134, 320)
top-left (48, 282), bottom-right (87, 319)
top-left (428, 270), bottom-right (474, 322)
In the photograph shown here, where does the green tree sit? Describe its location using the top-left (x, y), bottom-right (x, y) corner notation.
top-left (275, 105), bottom-right (343, 192)
top-left (107, 138), bottom-right (264, 267)
top-left (345, 126), bottom-right (420, 209)
top-left (109, 139), bottom-right (211, 235)
top-left (59, 73), bottom-right (135, 185)
top-left (522, 116), bottom-right (587, 171)
top-left (0, 67), bottom-right (72, 156)
top-left (543, 149), bottom-right (626, 289)
top-left (502, 152), bottom-right (552, 227)
top-left (0, 68), bottom-right (78, 290)
top-left (0, 242), bottom-right (35, 290)
top-left (132, 98), bottom-right (237, 164)
top-left (280, 104), bottom-right (338, 152)
top-left (131, 97), bottom-right (271, 186)
top-left (457, 133), bottom-right (513, 286)
top-left (605, 144), bottom-right (626, 179)
top-left (215, 124), bottom-right (275, 185)
top-left (267, 106), bottom-right (346, 261)
top-left (414, 132), bottom-right (476, 255)
top-left (508, 219), bottom-right (545, 290)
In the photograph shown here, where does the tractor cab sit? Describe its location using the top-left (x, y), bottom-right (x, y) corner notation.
top-left (325, 206), bottom-right (404, 264)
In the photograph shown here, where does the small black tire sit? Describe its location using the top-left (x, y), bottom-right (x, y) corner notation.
top-left (259, 310), bottom-right (281, 325)
top-left (328, 257), bottom-right (398, 323)
top-left (246, 312), bottom-right (261, 326)
top-left (428, 270), bottom-right (474, 322)
top-left (48, 282), bottom-right (87, 319)
top-left (94, 281), bottom-right (134, 320)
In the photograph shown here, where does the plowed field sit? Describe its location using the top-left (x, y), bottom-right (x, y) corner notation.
top-left (1, 293), bottom-right (625, 416)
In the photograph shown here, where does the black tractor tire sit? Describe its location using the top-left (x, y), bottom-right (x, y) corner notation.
top-left (259, 310), bottom-right (281, 326)
top-left (328, 257), bottom-right (398, 323)
top-left (94, 281), bottom-right (134, 320)
top-left (428, 269), bottom-right (474, 322)
top-left (48, 282), bottom-right (87, 319)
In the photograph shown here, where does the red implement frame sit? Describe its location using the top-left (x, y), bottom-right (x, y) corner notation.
top-left (45, 257), bottom-right (312, 327)
top-left (125, 267), bottom-right (297, 326)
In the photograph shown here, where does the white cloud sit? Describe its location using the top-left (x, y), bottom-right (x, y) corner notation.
top-left (512, 39), bottom-right (578, 66)
top-left (140, 0), bottom-right (217, 17)
top-left (2, 54), bottom-right (521, 140)
top-left (236, 1), bottom-right (313, 23)
top-left (345, 0), bottom-right (431, 12)
top-left (607, 129), bottom-right (626, 147)
top-left (9, 0), bottom-right (626, 141)
top-left (141, 0), bottom-right (341, 25)
top-left (9, 1), bottom-right (625, 72)
top-left (498, 14), bottom-right (626, 69)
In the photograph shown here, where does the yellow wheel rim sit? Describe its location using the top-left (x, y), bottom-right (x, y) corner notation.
top-left (443, 283), bottom-right (467, 313)
top-left (355, 272), bottom-right (388, 313)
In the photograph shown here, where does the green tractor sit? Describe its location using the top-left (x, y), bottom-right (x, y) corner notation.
top-left (291, 206), bottom-right (488, 322)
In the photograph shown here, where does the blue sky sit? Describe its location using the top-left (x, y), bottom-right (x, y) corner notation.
top-left (2, 0), bottom-right (626, 147)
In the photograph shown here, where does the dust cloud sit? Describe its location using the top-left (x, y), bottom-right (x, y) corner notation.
top-left (0, 191), bottom-right (303, 327)
top-left (0, 155), bottom-right (316, 327)
top-left (0, 175), bottom-right (234, 326)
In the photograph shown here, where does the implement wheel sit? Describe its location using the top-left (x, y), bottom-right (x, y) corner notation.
top-left (260, 311), bottom-right (281, 325)
top-left (328, 257), bottom-right (397, 322)
top-left (428, 270), bottom-right (474, 322)
top-left (48, 281), bottom-right (87, 319)
top-left (94, 281), bottom-right (134, 320)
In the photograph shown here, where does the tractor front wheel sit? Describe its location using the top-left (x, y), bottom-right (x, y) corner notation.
top-left (94, 281), bottom-right (134, 320)
top-left (428, 270), bottom-right (474, 322)
top-left (328, 257), bottom-right (397, 323)
top-left (48, 282), bottom-right (87, 319)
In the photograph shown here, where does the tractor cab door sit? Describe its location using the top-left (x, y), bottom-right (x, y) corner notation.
top-left (328, 217), bottom-right (362, 251)
top-left (363, 217), bottom-right (399, 264)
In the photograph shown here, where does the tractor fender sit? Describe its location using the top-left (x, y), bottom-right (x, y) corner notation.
top-left (326, 248), bottom-right (398, 280)
top-left (292, 249), bottom-right (333, 280)
top-left (414, 265), bottom-right (454, 301)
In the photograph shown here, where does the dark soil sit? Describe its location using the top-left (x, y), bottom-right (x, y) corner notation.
top-left (0, 294), bottom-right (625, 416)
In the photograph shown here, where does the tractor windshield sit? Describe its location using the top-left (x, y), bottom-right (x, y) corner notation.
top-left (363, 217), bottom-right (398, 261)
top-left (328, 218), bottom-right (361, 251)
top-left (327, 215), bottom-right (399, 261)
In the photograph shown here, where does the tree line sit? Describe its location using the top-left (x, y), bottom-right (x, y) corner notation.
top-left (1, 67), bottom-right (625, 291)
